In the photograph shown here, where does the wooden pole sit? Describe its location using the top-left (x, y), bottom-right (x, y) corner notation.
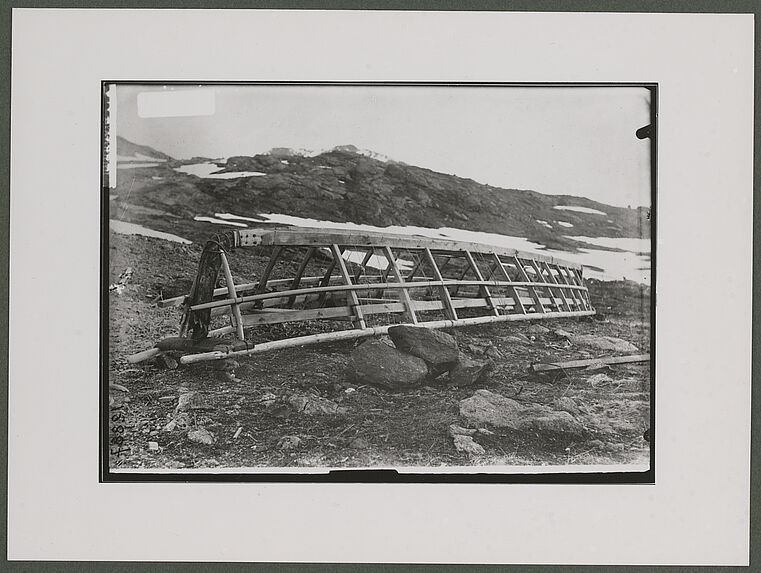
top-left (179, 309), bottom-right (597, 364)
top-left (331, 244), bottom-right (367, 329)
top-left (530, 354), bottom-right (650, 373)
top-left (188, 278), bottom-right (587, 313)
top-left (383, 246), bottom-right (418, 325)
top-left (126, 347), bottom-right (161, 364)
top-left (219, 251), bottom-right (245, 341)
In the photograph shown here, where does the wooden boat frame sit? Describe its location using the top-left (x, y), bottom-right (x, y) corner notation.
top-left (127, 227), bottom-right (596, 365)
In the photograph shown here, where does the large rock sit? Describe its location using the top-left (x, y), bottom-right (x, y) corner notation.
top-left (568, 335), bottom-right (638, 353)
top-left (388, 325), bottom-right (459, 376)
top-left (459, 389), bottom-right (585, 441)
top-left (347, 339), bottom-right (429, 390)
top-left (449, 357), bottom-right (493, 387)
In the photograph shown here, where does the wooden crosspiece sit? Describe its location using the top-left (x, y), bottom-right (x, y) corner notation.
top-left (128, 227), bottom-right (595, 365)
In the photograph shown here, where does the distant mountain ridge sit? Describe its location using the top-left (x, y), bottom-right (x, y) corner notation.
top-left (111, 137), bottom-right (650, 250)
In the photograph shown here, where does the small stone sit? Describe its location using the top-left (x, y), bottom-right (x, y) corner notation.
top-left (568, 335), bottom-right (638, 353)
top-left (158, 395), bottom-right (176, 402)
top-left (159, 354), bottom-right (179, 370)
top-left (348, 437), bottom-right (369, 449)
top-left (452, 434), bottom-right (486, 456)
top-left (287, 394), bottom-right (347, 416)
top-left (165, 460), bottom-right (186, 469)
top-left (162, 420), bottom-right (178, 432)
top-left (448, 424), bottom-right (477, 437)
top-left (484, 346), bottom-right (503, 360)
top-left (176, 391), bottom-right (210, 412)
top-left (554, 396), bottom-right (581, 416)
top-left (554, 329), bottom-right (573, 338)
top-left (587, 373), bottom-right (613, 386)
top-left (258, 392), bottom-right (277, 407)
top-left (187, 428), bottom-right (214, 445)
top-left (505, 335), bottom-right (530, 345)
top-left (277, 435), bottom-right (302, 450)
top-left (147, 441), bottom-right (159, 452)
top-left (449, 358), bottom-right (493, 387)
top-left (525, 324), bottom-right (550, 335)
top-left (213, 359), bottom-right (240, 372)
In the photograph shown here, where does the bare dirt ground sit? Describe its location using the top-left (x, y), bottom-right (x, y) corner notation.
top-left (107, 232), bottom-right (651, 471)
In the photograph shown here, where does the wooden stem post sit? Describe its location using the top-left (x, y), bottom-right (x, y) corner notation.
top-left (219, 251), bottom-right (245, 341)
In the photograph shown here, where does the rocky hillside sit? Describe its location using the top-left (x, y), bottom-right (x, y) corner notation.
top-left (111, 138), bottom-right (650, 250)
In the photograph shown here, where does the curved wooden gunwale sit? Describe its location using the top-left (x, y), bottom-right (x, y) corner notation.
top-left (189, 279), bottom-right (588, 312)
top-left (236, 227), bottom-right (584, 269)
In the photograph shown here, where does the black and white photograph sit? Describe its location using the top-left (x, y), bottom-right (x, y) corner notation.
top-left (7, 6), bottom-right (753, 566)
top-left (104, 83), bottom-right (654, 478)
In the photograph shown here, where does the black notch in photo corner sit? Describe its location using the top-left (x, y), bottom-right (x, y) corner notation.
top-left (635, 124), bottom-right (653, 140)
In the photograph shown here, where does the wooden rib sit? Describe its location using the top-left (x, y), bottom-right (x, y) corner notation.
top-left (464, 251), bottom-right (499, 316)
top-left (538, 261), bottom-right (568, 312)
top-left (492, 253), bottom-right (525, 315)
top-left (331, 244), bottom-right (367, 329)
top-left (514, 256), bottom-right (545, 314)
top-left (383, 246), bottom-right (418, 324)
top-left (557, 266), bottom-right (584, 309)
top-left (288, 247), bottom-right (316, 308)
top-left (219, 251), bottom-right (245, 340)
top-left (404, 252), bottom-right (426, 281)
top-left (255, 246), bottom-right (283, 295)
top-left (316, 250), bottom-right (340, 307)
top-left (354, 248), bottom-right (375, 283)
top-left (424, 247), bottom-right (458, 320)
top-left (451, 256), bottom-right (475, 297)
top-left (545, 263), bottom-right (573, 311)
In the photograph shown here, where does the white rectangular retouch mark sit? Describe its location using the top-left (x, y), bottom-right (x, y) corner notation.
top-left (137, 88), bottom-right (216, 118)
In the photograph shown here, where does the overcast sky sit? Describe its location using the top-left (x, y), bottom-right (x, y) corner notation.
top-left (114, 84), bottom-right (652, 208)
